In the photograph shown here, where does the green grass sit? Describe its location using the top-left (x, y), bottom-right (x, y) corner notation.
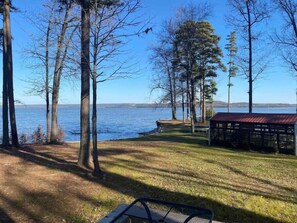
top-left (96, 123), bottom-right (297, 223)
top-left (0, 122), bottom-right (296, 223)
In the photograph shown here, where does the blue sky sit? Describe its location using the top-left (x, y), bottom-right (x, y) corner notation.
top-left (2, 0), bottom-right (296, 105)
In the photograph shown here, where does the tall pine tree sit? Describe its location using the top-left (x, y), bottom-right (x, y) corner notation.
top-left (225, 31), bottom-right (237, 112)
top-left (176, 20), bottom-right (225, 125)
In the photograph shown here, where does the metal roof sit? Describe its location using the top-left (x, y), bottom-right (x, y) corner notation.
top-left (210, 113), bottom-right (297, 125)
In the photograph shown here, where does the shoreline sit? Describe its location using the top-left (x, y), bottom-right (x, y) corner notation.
top-left (11, 103), bottom-right (297, 108)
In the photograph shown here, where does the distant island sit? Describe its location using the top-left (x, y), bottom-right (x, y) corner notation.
top-left (210, 101), bottom-right (296, 108)
top-left (96, 102), bottom-right (296, 108)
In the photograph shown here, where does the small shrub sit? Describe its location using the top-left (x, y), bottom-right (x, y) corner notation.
top-left (57, 126), bottom-right (65, 143)
top-left (31, 126), bottom-right (46, 144)
top-left (19, 133), bottom-right (29, 144)
top-left (206, 107), bottom-right (216, 119)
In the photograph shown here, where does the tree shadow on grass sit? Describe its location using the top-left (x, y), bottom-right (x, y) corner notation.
top-left (0, 190), bottom-right (59, 223)
top-left (0, 208), bottom-right (15, 223)
top-left (129, 133), bottom-right (208, 147)
top-left (204, 159), bottom-right (297, 198)
top-left (97, 171), bottom-right (283, 223)
top-left (0, 169), bottom-right (114, 223)
top-left (100, 154), bottom-right (297, 206)
top-left (0, 146), bottom-right (284, 223)
top-left (129, 126), bottom-right (297, 162)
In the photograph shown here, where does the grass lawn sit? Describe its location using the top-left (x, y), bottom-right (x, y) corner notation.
top-left (0, 121), bottom-right (296, 223)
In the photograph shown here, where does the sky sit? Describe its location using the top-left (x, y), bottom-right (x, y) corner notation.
top-left (2, 0), bottom-right (296, 105)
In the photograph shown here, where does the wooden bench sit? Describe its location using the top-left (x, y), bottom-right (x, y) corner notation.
top-left (196, 127), bottom-right (209, 136)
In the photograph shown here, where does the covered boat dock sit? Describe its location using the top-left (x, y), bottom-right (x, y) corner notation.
top-left (209, 113), bottom-right (297, 155)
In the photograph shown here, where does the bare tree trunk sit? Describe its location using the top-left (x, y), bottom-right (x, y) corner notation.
top-left (45, 3), bottom-right (55, 143)
top-left (172, 69), bottom-right (177, 120)
top-left (193, 87), bottom-right (198, 123)
top-left (50, 51), bottom-right (61, 143)
top-left (2, 11), bottom-right (9, 146)
top-left (91, 15), bottom-right (102, 176)
top-left (199, 80), bottom-right (203, 122)
top-left (50, 3), bottom-right (72, 143)
top-left (92, 73), bottom-right (101, 176)
top-left (78, 1), bottom-right (91, 169)
top-left (3, 0), bottom-right (19, 147)
top-left (190, 79), bottom-right (197, 122)
top-left (228, 71), bottom-right (231, 113)
top-left (190, 78), bottom-right (196, 133)
top-left (172, 104), bottom-right (177, 120)
top-left (201, 74), bottom-right (206, 123)
top-left (246, 0), bottom-right (253, 114)
top-left (46, 65), bottom-right (50, 143)
top-left (181, 82), bottom-right (185, 122)
top-left (186, 77), bottom-right (190, 120)
top-left (171, 45), bottom-right (177, 120)
top-left (2, 42), bottom-right (9, 146)
top-left (170, 98), bottom-right (176, 120)
top-left (168, 70), bottom-right (176, 120)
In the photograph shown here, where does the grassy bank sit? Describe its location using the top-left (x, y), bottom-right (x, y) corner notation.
top-left (0, 121), bottom-right (296, 223)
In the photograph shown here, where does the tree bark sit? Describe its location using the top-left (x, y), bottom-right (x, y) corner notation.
top-left (228, 74), bottom-right (231, 113)
top-left (168, 69), bottom-right (176, 120)
top-left (46, 52), bottom-right (50, 143)
top-left (3, 0), bottom-right (19, 147)
top-left (50, 3), bottom-right (72, 143)
top-left (91, 17), bottom-right (101, 176)
top-left (201, 73), bottom-right (206, 123)
top-left (2, 6), bottom-right (9, 146)
top-left (181, 82), bottom-right (185, 122)
top-left (172, 73), bottom-right (177, 120)
top-left (186, 76), bottom-right (190, 120)
top-left (246, 0), bottom-right (253, 113)
top-left (190, 78), bottom-right (196, 133)
top-left (190, 78), bottom-right (197, 123)
top-left (171, 44), bottom-right (177, 120)
top-left (45, 3), bottom-right (55, 143)
top-left (78, 1), bottom-right (91, 169)
top-left (92, 73), bottom-right (101, 176)
top-left (50, 75), bottom-right (60, 143)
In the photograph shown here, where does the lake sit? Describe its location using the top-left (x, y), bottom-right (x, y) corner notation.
top-left (1, 105), bottom-right (296, 141)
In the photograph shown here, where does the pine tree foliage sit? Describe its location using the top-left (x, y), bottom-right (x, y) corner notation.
top-left (149, 2), bottom-right (212, 123)
top-left (176, 20), bottom-right (225, 123)
top-left (225, 31), bottom-right (238, 112)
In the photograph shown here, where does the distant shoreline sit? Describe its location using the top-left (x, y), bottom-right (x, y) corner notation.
top-left (10, 102), bottom-right (297, 108)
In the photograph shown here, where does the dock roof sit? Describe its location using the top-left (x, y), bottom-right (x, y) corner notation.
top-left (210, 113), bottom-right (297, 125)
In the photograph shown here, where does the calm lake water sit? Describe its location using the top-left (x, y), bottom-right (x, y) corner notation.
top-left (0, 105), bottom-right (296, 141)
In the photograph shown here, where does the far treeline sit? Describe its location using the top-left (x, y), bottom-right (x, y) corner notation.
top-left (1, 0), bottom-right (297, 177)
top-left (150, 0), bottom-right (297, 129)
